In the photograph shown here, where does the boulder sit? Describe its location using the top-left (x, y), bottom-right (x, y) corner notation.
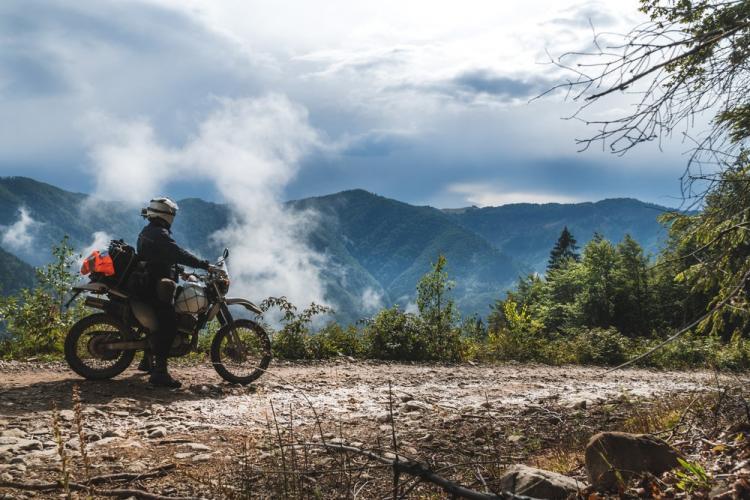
top-left (499, 464), bottom-right (583, 499)
top-left (585, 432), bottom-right (680, 490)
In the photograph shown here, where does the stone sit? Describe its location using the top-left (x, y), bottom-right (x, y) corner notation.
top-left (182, 443), bottom-right (211, 452)
top-left (1, 429), bottom-right (26, 439)
top-left (174, 452), bottom-right (193, 460)
top-left (14, 439), bottom-right (43, 451)
top-left (0, 472), bottom-right (12, 482)
top-left (585, 432), bottom-right (680, 490)
top-left (192, 453), bottom-right (212, 463)
top-left (147, 427), bottom-right (167, 439)
top-left (507, 434), bottom-right (523, 443)
top-left (59, 410), bottom-right (75, 421)
top-left (376, 413), bottom-right (392, 424)
top-left (499, 464), bottom-right (583, 499)
top-left (103, 429), bottom-right (126, 439)
top-left (401, 401), bottom-right (430, 412)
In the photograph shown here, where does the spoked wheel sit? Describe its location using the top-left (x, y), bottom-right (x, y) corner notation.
top-left (210, 319), bottom-right (272, 385)
top-left (64, 313), bottom-right (135, 380)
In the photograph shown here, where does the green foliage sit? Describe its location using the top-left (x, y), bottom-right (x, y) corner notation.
top-left (416, 255), bottom-right (462, 361)
top-left (547, 226), bottom-right (579, 272)
top-left (569, 328), bottom-right (632, 366)
top-left (0, 237), bottom-right (84, 358)
top-left (485, 299), bottom-right (546, 362)
top-left (365, 306), bottom-right (429, 361)
top-left (261, 297), bottom-right (333, 360)
top-left (306, 323), bottom-right (365, 359)
top-left (675, 457), bottom-right (711, 494)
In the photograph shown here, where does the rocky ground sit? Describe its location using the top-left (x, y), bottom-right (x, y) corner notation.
top-left (0, 360), bottom-right (742, 498)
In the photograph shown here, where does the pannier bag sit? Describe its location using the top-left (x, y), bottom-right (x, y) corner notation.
top-left (81, 250), bottom-right (116, 279)
top-left (81, 239), bottom-right (139, 289)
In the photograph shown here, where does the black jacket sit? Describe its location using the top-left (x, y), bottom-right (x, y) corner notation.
top-left (137, 219), bottom-right (208, 284)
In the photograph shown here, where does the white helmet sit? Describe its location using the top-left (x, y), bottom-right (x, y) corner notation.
top-left (142, 197), bottom-right (178, 226)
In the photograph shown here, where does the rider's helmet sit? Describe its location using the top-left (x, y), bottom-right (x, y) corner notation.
top-left (141, 197), bottom-right (178, 227)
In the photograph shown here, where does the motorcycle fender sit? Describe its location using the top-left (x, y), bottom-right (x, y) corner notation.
top-left (130, 300), bottom-right (158, 332)
top-left (225, 298), bottom-right (263, 315)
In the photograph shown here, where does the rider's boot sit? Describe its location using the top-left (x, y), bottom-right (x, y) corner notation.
top-left (137, 350), bottom-right (153, 373)
top-left (149, 356), bottom-right (182, 389)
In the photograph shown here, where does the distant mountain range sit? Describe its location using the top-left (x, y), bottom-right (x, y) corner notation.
top-left (0, 176), bottom-right (671, 321)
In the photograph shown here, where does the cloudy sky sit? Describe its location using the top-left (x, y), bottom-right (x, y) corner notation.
top-left (0, 0), bottom-right (696, 208)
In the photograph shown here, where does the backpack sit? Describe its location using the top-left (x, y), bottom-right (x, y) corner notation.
top-left (108, 239), bottom-right (138, 288)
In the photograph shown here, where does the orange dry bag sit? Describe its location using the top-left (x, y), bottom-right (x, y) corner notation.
top-left (80, 250), bottom-right (116, 277)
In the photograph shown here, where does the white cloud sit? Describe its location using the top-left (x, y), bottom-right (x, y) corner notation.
top-left (360, 287), bottom-right (383, 312)
top-left (86, 95), bottom-right (328, 308)
top-left (448, 183), bottom-right (581, 207)
top-left (80, 231), bottom-right (114, 258)
top-left (1, 207), bottom-right (39, 251)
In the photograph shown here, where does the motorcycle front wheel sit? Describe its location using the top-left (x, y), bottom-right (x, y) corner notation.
top-left (210, 319), bottom-right (272, 385)
top-left (64, 313), bottom-right (136, 380)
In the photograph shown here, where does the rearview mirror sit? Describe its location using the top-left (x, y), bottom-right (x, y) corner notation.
top-left (223, 248), bottom-right (229, 259)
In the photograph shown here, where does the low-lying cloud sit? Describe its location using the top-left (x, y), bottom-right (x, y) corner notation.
top-left (86, 95), bottom-right (328, 308)
top-left (1, 207), bottom-right (39, 252)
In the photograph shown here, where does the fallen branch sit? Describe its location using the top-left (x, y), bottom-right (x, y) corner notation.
top-left (0, 464), bottom-right (200, 500)
top-left (0, 479), bottom-right (202, 499)
top-left (307, 442), bottom-right (535, 500)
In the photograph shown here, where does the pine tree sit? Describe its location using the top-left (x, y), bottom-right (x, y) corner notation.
top-left (547, 226), bottom-right (579, 272)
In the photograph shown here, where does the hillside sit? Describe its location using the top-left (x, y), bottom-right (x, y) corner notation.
top-left (0, 246), bottom-right (35, 295)
top-left (446, 198), bottom-right (670, 272)
top-left (0, 177), bottom-right (674, 321)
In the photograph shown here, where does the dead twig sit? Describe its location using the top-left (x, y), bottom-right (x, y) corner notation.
top-left (0, 479), bottom-right (201, 500)
top-left (308, 442), bottom-right (534, 500)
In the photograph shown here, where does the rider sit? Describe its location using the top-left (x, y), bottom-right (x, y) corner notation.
top-left (137, 197), bottom-right (210, 388)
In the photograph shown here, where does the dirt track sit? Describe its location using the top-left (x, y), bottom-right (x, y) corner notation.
top-left (0, 360), bottom-right (738, 498)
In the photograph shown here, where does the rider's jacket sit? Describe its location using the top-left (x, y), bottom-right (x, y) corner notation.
top-left (137, 219), bottom-right (209, 287)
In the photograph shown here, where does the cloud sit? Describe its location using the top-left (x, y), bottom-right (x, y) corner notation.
top-left (86, 95), bottom-right (329, 308)
top-left (80, 231), bottom-right (114, 258)
top-left (360, 287), bottom-right (383, 312)
top-left (448, 183), bottom-right (581, 207)
top-left (1, 207), bottom-right (39, 251)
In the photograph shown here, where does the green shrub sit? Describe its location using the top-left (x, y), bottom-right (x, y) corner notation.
top-left (0, 237), bottom-right (84, 359)
top-left (484, 299), bottom-right (546, 362)
top-left (569, 327), bottom-right (631, 365)
top-left (365, 306), bottom-right (430, 360)
top-left (306, 322), bottom-right (366, 359)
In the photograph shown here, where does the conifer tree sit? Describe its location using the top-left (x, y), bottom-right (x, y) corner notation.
top-left (547, 226), bottom-right (579, 272)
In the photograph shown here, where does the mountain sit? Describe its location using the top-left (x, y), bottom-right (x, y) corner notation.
top-left (0, 246), bottom-right (35, 295)
top-left (0, 176), bottom-right (674, 322)
top-left (446, 198), bottom-right (670, 273)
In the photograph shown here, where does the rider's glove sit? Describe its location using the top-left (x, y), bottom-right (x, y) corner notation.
top-left (199, 260), bottom-right (210, 270)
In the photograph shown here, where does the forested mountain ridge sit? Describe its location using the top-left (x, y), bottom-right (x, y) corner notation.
top-left (0, 177), bottom-right (672, 320)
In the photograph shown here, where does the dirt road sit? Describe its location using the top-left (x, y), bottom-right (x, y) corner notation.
top-left (0, 361), bottom-right (734, 498)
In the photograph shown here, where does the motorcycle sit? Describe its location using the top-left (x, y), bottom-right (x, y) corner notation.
top-left (63, 248), bottom-right (272, 385)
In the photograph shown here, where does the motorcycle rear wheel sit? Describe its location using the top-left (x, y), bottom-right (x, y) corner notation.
top-left (64, 313), bottom-right (135, 380)
top-left (210, 319), bottom-right (272, 385)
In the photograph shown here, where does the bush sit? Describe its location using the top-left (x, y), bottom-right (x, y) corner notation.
top-left (306, 323), bottom-right (366, 359)
top-left (365, 306), bottom-right (430, 361)
top-left (569, 327), bottom-right (632, 365)
top-left (0, 238), bottom-right (84, 359)
top-left (484, 300), bottom-right (546, 362)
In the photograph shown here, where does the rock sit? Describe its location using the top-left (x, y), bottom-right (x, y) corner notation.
top-left (192, 453), bottom-right (212, 463)
top-left (182, 443), bottom-right (211, 452)
top-left (1, 429), bottom-right (26, 439)
top-left (174, 452), bottom-right (193, 460)
top-left (103, 429), bottom-right (126, 439)
top-left (59, 410), bottom-right (75, 421)
top-left (328, 438), bottom-right (345, 445)
top-left (401, 401), bottom-right (430, 412)
top-left (400, 394), bottom-right (414, 403)
top-left (9, 457), bottom-right (26, 465)
top-left (0, 472), bottom-right (12, 482)
top-left (14, 439), bottom-right (43, 451)
top-left (147, 427), bottom-right (167, 439)
top-left (110, 411), bottom-right (129, 417)
top-left (499, 464), bottom-right (583, 499)
top-left (376, 413), bottom-right (392, 424)
top-left (585, 432), bottom-right (680, 490)
top-left (507, 434), bottom-right (523, 443)
top-left (573, 400), bottom-right (588, 410)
